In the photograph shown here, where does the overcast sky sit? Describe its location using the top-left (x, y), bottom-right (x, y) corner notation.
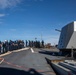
top-left (0, 0), bottom-right (76, 45)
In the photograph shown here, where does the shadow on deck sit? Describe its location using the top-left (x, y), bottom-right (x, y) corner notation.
top-left (0, 67), bottom-right (42, 75)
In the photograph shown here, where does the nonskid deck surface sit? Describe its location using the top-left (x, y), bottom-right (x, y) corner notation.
top-left (0, 48), bottom-right (62, 75)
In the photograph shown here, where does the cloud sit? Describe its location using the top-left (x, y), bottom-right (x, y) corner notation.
top-left (0, 14), bottom-right (6, 17)
top-left (0, 0), bottom-right (22, 9)
top-left (0, 21), bottom-right (2, 24)
top-left (10, 29), bottom-right (17, 31)
top-left (0, 22), bottom-right (3, 24)
top-left (25, 0), bottom-right (44, 1)
top-left (39, 0), bottom-right (44, 1)
top-left (0, 0), bottom-right (44, 9)
top-left (34, 0), bottom-right (44, 1)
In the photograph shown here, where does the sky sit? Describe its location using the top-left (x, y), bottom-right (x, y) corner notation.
top-left (0, 0), bottom-right (76, 45)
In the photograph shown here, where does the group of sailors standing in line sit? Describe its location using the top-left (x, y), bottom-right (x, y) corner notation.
top-left (26, 40), bottom-right (44, 48)
top-left (0, 40), bottom-right (44, 54)
top-left (0, 40), bottom-right (24, 54)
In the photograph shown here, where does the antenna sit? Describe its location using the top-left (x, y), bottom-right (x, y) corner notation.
top-left (41, 33), bottom-right (42, 41)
